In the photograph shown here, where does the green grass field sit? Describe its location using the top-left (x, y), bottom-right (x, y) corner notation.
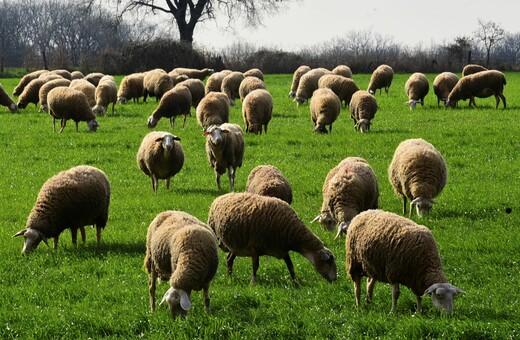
top-left (0, 72), bottom-right (519, 339)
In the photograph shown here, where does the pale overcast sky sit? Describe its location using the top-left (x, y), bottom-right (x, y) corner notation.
top-left (190, 0), bottom-right (519, 50)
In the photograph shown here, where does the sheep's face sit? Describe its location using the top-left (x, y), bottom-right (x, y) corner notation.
top-left (313, 125), bottom-right (328, 134)
top-left (294, 96), bottom-right (306, 106)
top-left (9, 103), bottom-right (18, 113)
top-left (204, 125), bottom-right (228, 146)
top-left (158, 134), bottom-right (181, 156)
top-left (147, 116), bottom-right (159, 128)
top-left (411, 197), bottom-right (436, 217)
top-left (406, 99), bottom-right (418, 110)
top-left (312, 213), bottom-right (335, 231)
top-left (424, 283), bottom-right (464, 314)
top-left (88, 119), bottom-right (99, 132)
top-left (17, 101), bottom-right (27, 109)
top-left (357, 119), bottom-right (370, 133)
top-left (160, 288), bottom-right (191, 319)
top-left (13, 229), bottom-right (49, 254)
top-left (312, 247), bottom-right (337, 282)
top-left (117, 96), bottom-right (128, 104)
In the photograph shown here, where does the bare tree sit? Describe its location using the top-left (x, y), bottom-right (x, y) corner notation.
top-left (474, 19), bottom-right (505, 67)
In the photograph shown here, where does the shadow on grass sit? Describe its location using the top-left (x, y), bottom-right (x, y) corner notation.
top-left (61, 241), bottom-right (146, 258)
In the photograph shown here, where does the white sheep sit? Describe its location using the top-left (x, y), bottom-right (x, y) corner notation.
top-left (346, 209), bottom-right (464, 313)
top-left (312, 157), bottom-right (379, 238)
top-left (294, 68), bottom-right (329, 106)
top-left (83, 72), bottom-right (105, 87)
top-left (136, 131), bottom-right (185, 193)
top-left (70, 71), bottom-right (84, 80)
top-left (204, 70), bottom-right (232, 95)
top-left (196, 92), bottom-right (230, 131)
top-left (204, 123), bottom-right (245, 191)
top-left (176, 78), bottom-right (205, 108)
top-left (117, 73), bottom-right (145, 104)
top-left (207, 192), bottom-right (337, 283)
top-left (13, 70), bottom-right (49, 96)
top-left (242, 89), bottom-right (273, 134)
top-left (433, 72), bottom-right (459, 107)
top-left (238, 76), bottom-right (266, 101)
top-left (332, 65), bottom-right (353, 78)
top-left (405, 72), bottom-right (430, 110)
top-left (318, 74), bottom-right (359, 108)
top-left (38, 78), bottom-right (71, 113)
top-left (388, 138), bottom-right (447, 217)
top-left (17, 78), bottom-right (45, 109)
top-left (47, 87), bottom-right (99, 133)
top-left (69, 79), bottom-right (96, 107)
top-left (92, 76), bottom-right (118, 116)
top-left (143, 70), bottom-right (174, 103)
top-left (243, 68), bottom-right (264, 80)
top-left (245, 165), bottom-right (293, 204)
top-left (446, 70), bottom-right (507, 109)
top-left (14, 165), bottom-right (110, 254)
top-left (310, 87), bottom-right (341, 134)
top-left (0, 83), bottom-right (18, 113)
top-left (144, 210), bottom-right (219, 318)
top-left (171, 67), bottom-right (214, 80)
top-left (147, 85), bottom-right (192, 130)
top-left (461, 64), bottom-right (487, 77)
top-left (221, 71), bottom-right (245, 106)
top-left (49, 69), bottom-right (72, 80)
top-left (367, 64), bottom-right (394, 96)
top-left (288, 65), bottom-right (311, 99)
top-left (349, 90), bottom-right (378, 133)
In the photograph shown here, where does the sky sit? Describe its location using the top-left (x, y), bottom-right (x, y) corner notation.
top-left (190, 0), bottom-right (519, 51)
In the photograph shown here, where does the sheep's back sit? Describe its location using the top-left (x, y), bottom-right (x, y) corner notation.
top-left (245, 165), bottom-right (292, 204)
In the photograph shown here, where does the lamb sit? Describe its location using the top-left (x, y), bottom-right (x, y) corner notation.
top-left (310, 87), bottom-right (341, 134)
top-left (204, 70), bottom-right (232, 95)
top-left (0, 83), bottom-right (18, 113)
top-left (346, 209), bottom-right (464, 313)
top-left (136, 131), bottom-right (185, 193)
top-left (38, 78), bottom-right (71, 113)
top-left (433, 72), bottom-right (459, 107)
top-left (388, 138), bottom-right (447, 217)
top-left (243, 68), bottom-right (264, 80)
top-left (288, 65), bottom-right (311, 99)
top-left (171, 67), bottom-right (214, 80)
top-left (177, 78), bottom-right (205, 107)
top-left (404, 73), bottom-right (430, 110)
top-left (47, 87), bottom-right (99, 133)
top-left (294, 68), bottom-right (329, 106)
top-left (207, 192), bottom-right (337, 283)
top-left (318, 74), bottom-right (359, 108)
top-left (13, 69), bottom-right (49, 96)
top-left (69, 79), bottom-right (96, 107)
top-left (17, 78), bottom-right (45, 109)
top-left (446, 70), bottom-right (507, 109)
top-left (461, 64), bottom-right (487, 76)
top-left (221, 71), bottom-right (245, 106)
top-left (245, 165), bottom-right (293, 204)
top-left (70, 71), bottom-right (85, 80)
top-left (242, 89), bottom-right (273, 134)
top-left (14, 165), bottom-right (110, 254)
top-left (92, 76), bottom-right (118, 116)
top-left (83, 72), bottom-right (105, 87)
top-left (332, 65), bottom-right (353, 78)
top-left (196, 92), bottom-right (230, 131)
top-left (238, 76), bottom-right (266, 101)
top-left (117, 73), bottom-right (145, 104)
top-left (143, 70), bottom-right (174, 102)
top-left (147, 85), bottom-right (192, 129)
top-left (367, 64), bottom-right (394, 96)
top-left (349, 90), bottom-right (378, 133)
top-left (312, 157), bottom-right (379, 238)
top-left (204, 123), bottom-right (245, 191)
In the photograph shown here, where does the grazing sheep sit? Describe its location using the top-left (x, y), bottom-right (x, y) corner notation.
top-left (433, 72), bottom-right (459, 107)
top-left (243, 68), bottom-right (264, 80)
top-left (221, 71), bottom-right (245, 106)
top-left (446, 70), bottom-right (507, 109)
top-left (71, 71), bottom-right (85, 80)
top-left (404, 73), bottom-right (430, 110)
top-left (38, 78), bottom-right (71, 113)
top-left (147, 85), bottom-right (192, 129)
top-left (312, 157), bottom-right (379, 238)
top-left (318, 74), bottom-right (359, 108)
top-left (204, 123), bottom-right (245, 191)
top-left (177, 78), bottom-right (205, 107)
top-left (310, 87), bottom-right (341, 134)
top-left (245, 165), bottom-right (293, 204)
top-left (137, 131), bottom-right (185, 193)
top-left (117, 73), bottom-right (145, 104)
top-left (288, 65), bottom-right (311, 99)
top-left (349, 90), bottom-right (378, 133)
top-left (367, 64), bottom-right (394, 96)
top-left (461, 64), bottom-right (487, 77)
top-left (196, 92), bottom-right (230, 131)
top-left (207, 192), bottom-right (337, 283)
top-left (167, 70), bottom-right (189, 86)
top-left (204, 71), bottom-right (231, 95)
top-left (48, 69), bottom-right (72, 80)
top-left (238, 76), bottom-right (266, 101)
top-left (83, 72), bottom-right (105, 87)
top-left (143, 70), bottom-right (174, 103)
top-left (0, 83), bottom-right (18, 113)
top-left (388, 138), bottom-right (447, 217)
top-left (13, 70), bottom-right (49, 96)
top-left (69, 79), bottom-right (96, 107)
top-left (294, 68), bottom-right (329, 106)
top-left (172, 67), bottom-right (214, 80)
top-left (14, 165), bottom-right (110, 254)
top-left (332, 65), bottom-right (353, 78)
top-left (39, 73), bottom-right (64, 83)
top-left (17, 78), bottom-right (45, 109)
top-left (346, 209), bottom-right (464, 313)
top-left (144, 210), bottom-right (219, 318)
top-left (242, 89), bottom-right (273, 134)
top-left (92, 76), bottom-right (118, 116)
top-left (47, 87), bottom-right (99, 133)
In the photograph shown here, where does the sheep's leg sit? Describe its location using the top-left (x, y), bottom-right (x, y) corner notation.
top-left (329, 124), bottom-right (333, 134)
top-left (182, 114), bottom-right (188, 128)
top-left (96, 226), bottom-right (102, 245)
top-left (391, 283), bottom-right (400, 313)
top-left (367, 277), bottom-right (376, 302)
top-left (166, 177), bottom-right (171, 190)
top-left (53, 236), bottom-right (59, 250)
top-left (402, 197), bottom-right (407, 216)
top-left (409, 201), bottom-right (415, 218)
top-left (75, 121), bottom-right (79, 132)
top-left (71, 228), bottom-right (78, 247)
top-left (59, 119), bottom-right (66, 133)
top-left (228, 166), bottom-right (235, 191)
top-left (415, 295), bottom-right (423, 314)
top-left (111, 102), bottom-right (115, 114)
top-left (170, 116), bottom-right (176, 129)
top-left (152, 176), bottom-right (158, 193)
top-left (283, 254), bottom-right (296, 281)
top-left (264, 124), bottom-right (268, 134)
top-left (80, 226), bottom-right (86, 244)
top-left (353, 274), bottom-right (362, 307)
top-left (500, 94), bottom-right (507, 109)
top-left (216, 172), bottom-right (221, 190)
top-left (53, 118), bottom-right (57, 133)
top-left (203, 285), bottom-right (211, 314)
top-left (149, 269), bottom-right (157, 312)
top-left (226, 253), bottom-right (236, 276)
top-left (251, 255), bottom-right (260, 284)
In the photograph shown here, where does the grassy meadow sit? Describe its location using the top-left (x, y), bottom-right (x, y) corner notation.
top-left (0, 71), bottom-right (519, 339)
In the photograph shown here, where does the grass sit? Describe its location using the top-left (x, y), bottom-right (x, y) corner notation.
top-left (0, 72), bottom-right (519, 339)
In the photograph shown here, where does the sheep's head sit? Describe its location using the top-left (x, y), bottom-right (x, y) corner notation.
top-left (356, 119), bottom-right (371, 133)
top-left (9, 102), bottom-right (18, 113)
top-left (334, 221), bottom-right (350, 240)
top-left (160, 287), bottom-right (191, 319)
top-left (424, 283), bottom-right (464, 314)
top-left (311, 213), bottom-right (335, 231)
top-left (17, 101), bottom-right (27, 109)
top-left (411, 197), bottom-right (436, 217)
top-left (156, 133), bottom-right (180, 157)
top-left (117, 96), bottom-right (128, 104)
top-left (147, 115), bottom-right (159, 129)
top-left (13, 229), bottom-right (49, 254)
top-left (88, 119), bottom-right (99, 132)
top-left (313, 125), bottom-right (328, 134)
top-left (406, 99), bottom-right (418, 110)
top-left (92, 105), bottom-right (107, 117)
top-left (204, 125), bottom-right (229, 146)
top-left (309, 247), bottom-right (337, 282)
top-left (294, 96), bottom-right (306, 106)
top-left (288, 91), bottom-right (296, 99)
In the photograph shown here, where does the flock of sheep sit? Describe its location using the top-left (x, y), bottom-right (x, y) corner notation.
top-left (3, 62), bottom-right (506, 319)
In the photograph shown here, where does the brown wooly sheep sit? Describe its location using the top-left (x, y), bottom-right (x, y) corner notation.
top-left (245, 165), bottom-right (293, 204)
top-left (238, 76), bottom-right (266, 101)
top-left (243, 68), bottom-right (264, 81)
top-left (70, 71), bottom-right (85, 80)
top-left (205, 70), bottom-right (232, 95)
top-left (367, 64), bottom-right (394, 96)
top-left (288, 65), bottom-right (311, 99)
top-left (17, 78), bottom-right (45, 109)
top-left (242, 89), bottom-right (273, 134)
top-left (0, 83), bottom-right (18, 113)
top-left (349, 90), bottom-right (378, 133)
top-left (117, 73), bottom-right (145, 104)
top-left (143, 70), bottom-right (174, 103)
top-left (92, 76), bottom-right (118, 116)
top-left (147, 85), bottom-right (192, 130)
top-left (332, 65), bottom-right (353, 78)
top-left (172, 67), bottom-right (214, 80)
top-left (38, 78), bottom-right (72, 113)
top-left (433, 72), bottom-right (459, 107)
top-left (404, 73), bottom-right (430, 110)
top-left (69, 79), bottom-right (96, 107)
top-left (13, 70), bottom-right (49, 96)
top-left (294, 68), bottom-right (330, 106)
top-left (83, 72), bottom-right (105, 87)
top-left (47, 87), bottom-right (99, 133)
top-left (176, 78), bottom-right (205, 108)
top-left (447, 70), bottom-right (507, 109)
top-left (310, 87), bottom-right (341, 134)
top-left (221, 71), bottom-right (245, 106)
top-left (461, 64), bottom-right (487, 77)
top-left (318, 74), bottom-right (359, 108)
top-left (196, 92), bottom-right (230, 131)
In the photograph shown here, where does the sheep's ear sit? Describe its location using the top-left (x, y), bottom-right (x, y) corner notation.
top-left (179, 290), bottom-right (191, 311)
top-left (319, 249), bottom-right (332, 261)
top-left (334, 221), bottom-right (350, 240)
top-left (411, 197), bottom-right (421, 205)
top-left (423, 283), bottom-right (440, 296)
top-left (310, 215), bottom-right (321, 223)
top-left (13, 230), bottom-right (26, 237)
top-left (453, 286), bottom-right (465, 295)
top-left (155, 136), bottom-right (164, 142)
top-left (172, 135), bottom-right (181, 141)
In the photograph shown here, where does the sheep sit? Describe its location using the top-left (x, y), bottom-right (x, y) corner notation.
top-left (461, 64), bottom-right (487, 77)
top-left (136, 131), bottom-right (185, 193)
top-left (167, 70), bottom-right (189, 86)
top-left (242, 89), bottom-right (273, 134)
top-left (243, 68), bottom-right (264, 80)
top-left (144, 210), bottom-right (219, 318)
top-left (310, 87), bottom-right (341, 134)
top-left (0, 83), bottom-right (18, 113)
top-left (446, 70), bottom-right (507, 109)
top-left (117, 73), bottom-right (145, 104)
top-left (196, 92), bottom-right (230, 131)
top-left (17, 78), bottom-right (45, 109)
top-left (349, 90), bottom-right (378, 133)
top-left (367, 64), bottom-right (394, 96)
top-left (245, 165), bottom-right (293, 204)
top-left (70, 71), bottom-right (85, 80)
top-left (38, 78), bottom-right (71, 113)
top-left (207, 192), bottom-right (337, 284)
top-left (204, 123), bottom-right (245, 191)
top-left (312, 157), bottom-right (379, 238)
top-left (332, 65), bottom-right (353, 78)
top-left (172, 67), bottom-right (214, 80)
top-left (39, 73), bottom-right (65, 83)
top-left (13, 165), bottom-right (110, 254)
top-left (204, 70), bottom-right (231, 95)
top-left (177, 78), bottom-right (205, 107)
top-left (294, 68), bottom-right (329, 106)
top-left (47, 87), bottom-right (99, 133)
top-left (49, 69), bottom-right (72, 80)
top-left (346, 209), bottom-right (464, 314)
top-left (388, 138), bottom-right (447, 217)
top-left (83, 72), bottom-right (105, 87)
top-left (318, 74), bottom-right (359, 108)
top-left (433, 72), bottom-right (459, 107)
top-left (69, 79), bottom-right (96, 107)
top-left (13, 69), bottom-right (49, 96)
top-left (238, 76), bottom-right (266, 101)
top-left (147, 85), bottom-right (192, 129)
top-left (221, 71), bottom-right (246, 106)
top-left (288, 65), bottom-right (311, 99)
top-left (92, 76), bottom-right (118, 116)
top-left (404, 73), bottom-right (430, 110)
top-left (143, 70), bottom-right (174, 103)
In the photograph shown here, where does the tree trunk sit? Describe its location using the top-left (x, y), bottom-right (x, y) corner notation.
top-left (486, 47), bottom-right (491, 67)
top-left (41, 49), bottom-right (49, 70)
top-left (177, 21), bottom-right (194, 45)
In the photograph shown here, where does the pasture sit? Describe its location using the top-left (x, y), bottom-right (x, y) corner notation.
top-left (0, 72), bottom-right (519, 339)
